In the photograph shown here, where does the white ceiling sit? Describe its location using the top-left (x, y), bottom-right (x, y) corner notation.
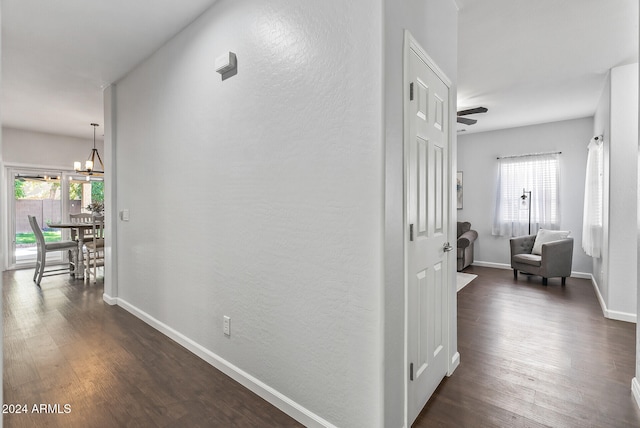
top-left (456, 0), bottom-right (639, 134)
top-left (2, 1), bottom-right (638, 139)
top-left (2, 0), bottom-right (218, 139)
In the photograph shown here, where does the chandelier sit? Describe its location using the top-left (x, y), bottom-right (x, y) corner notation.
top-left (74, 123), bottom-right (104, 176)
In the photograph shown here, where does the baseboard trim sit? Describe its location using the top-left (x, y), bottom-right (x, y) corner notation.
top-left (591, 274), bottom-right (608, 318)
top-left (102, 293), bottom-right (117, 305)
top-left (472, 261), bottom-right (592, 279)
top-left (448, 352), bottom-right (460, 376)
top-left (632, 378), bottom-right (640, 410)
top-left (472, 261), bottom-right (511, 270)
top-left (605, 309), bottom-right (637, 323)
top-left (569, 271), bottom-right (592, 280)
top-left (114, 297), bottom-right (337, 428)
top-left (590, 275), bottom-right (637, 323)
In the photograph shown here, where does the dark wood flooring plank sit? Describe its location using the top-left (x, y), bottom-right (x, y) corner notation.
top-left (414, 266), bottom-right (640, 428)
top-left (3, 269), bottom-right (302, 427)
top-left (7, 265), bottom-right (640, 427)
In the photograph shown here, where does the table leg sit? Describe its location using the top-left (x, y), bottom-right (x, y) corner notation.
top-left (76, 229), bottom-right (85, 280)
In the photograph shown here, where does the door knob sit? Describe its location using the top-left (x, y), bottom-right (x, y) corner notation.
top-left (443, 242), bottom-right (453, 252)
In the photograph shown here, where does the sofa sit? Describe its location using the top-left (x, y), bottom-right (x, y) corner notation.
top-left (457, 221), bottom-right (478, 271)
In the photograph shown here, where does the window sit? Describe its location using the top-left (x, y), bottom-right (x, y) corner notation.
top-left (492, 153), bottom-right (560, 236)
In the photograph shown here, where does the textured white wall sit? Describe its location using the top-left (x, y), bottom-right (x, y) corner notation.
top-left (593, 73), bottom-right (611, 301)
top-left (114, 1), bottom-right (383, 426)
top-left (383, 1), bottom-right (458, 426)
top-left (608, 62), bottom-right (638, 317)
top-left (637, 61), bottom-right (640, 408)
top-left (0, 29), bottom-right (3, 415)
top-left (591, 63), bottom-right (638, 321)
top-left (457, 117), bottom-right (594, 275)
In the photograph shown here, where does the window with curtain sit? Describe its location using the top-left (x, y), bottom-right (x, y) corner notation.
top-left (492, 152), bottom-right (560, 237)
top-left (582, 137), bottom-right (603, 257)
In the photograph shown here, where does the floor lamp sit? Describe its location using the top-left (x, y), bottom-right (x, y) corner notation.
top-left (521, 189), bottom-right (532, 234)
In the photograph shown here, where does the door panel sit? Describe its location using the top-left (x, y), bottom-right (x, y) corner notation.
top-left (418, 139), bottom-right (428, 236)
top-left (434, 144), bottom-right (444, 234)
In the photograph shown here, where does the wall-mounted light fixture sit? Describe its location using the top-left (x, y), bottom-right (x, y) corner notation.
top-left (215, 52), bottom-right (237, 80)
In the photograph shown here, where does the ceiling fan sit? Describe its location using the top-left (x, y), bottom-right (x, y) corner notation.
top-left (457, 107), bottom-right (488, 125)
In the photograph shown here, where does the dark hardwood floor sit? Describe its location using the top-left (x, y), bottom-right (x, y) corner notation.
top-left (3, 269), bottom-right (302, 428)
top-left (5, 266), bottom-right (640, 427)
top-left (415, 265), bottom-right (640, 428)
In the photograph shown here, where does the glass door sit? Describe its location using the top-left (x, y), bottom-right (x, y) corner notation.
top-left (9, 168), bottom-right (65, 268)
top-left (8, 168), bottom-right (105, 270)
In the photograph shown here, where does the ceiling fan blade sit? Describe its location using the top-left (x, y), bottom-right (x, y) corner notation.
top-left (457, 107), bottom-right (488, 116)
top-left (457, 117), bottom-right (477, 125)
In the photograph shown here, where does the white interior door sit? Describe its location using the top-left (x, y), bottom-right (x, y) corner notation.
top-left (406, 43), bottom-right (451, 424)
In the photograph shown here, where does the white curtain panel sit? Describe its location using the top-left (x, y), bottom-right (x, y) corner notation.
top-left (492, 153), bottom-right (560, 237)
top-left (581, 137), bottom-right (604, 257)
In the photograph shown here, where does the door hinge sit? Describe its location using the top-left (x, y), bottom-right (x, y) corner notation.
top-left (409, 82), bottom-right (414, 101)
top-left (409, 224), bottom-right (414, 241)
top-left (410, 362), bottom-right (414, 381)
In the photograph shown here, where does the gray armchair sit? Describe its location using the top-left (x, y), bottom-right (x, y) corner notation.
top-left (457, 222), bottom-right (478, 271)
top-left (510, 234), bottom-right (573, 285)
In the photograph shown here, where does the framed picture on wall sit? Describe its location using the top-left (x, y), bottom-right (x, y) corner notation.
top-left (457, 171), bottom-right (463, 209)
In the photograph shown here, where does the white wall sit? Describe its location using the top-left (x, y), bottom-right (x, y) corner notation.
top-left (607, 62), bottom-right (638, 319)
top-left (113, 1), bottom-right (384, 426)
top-left (2, 127), bottom-right (101, 169)
top-left (592, 63), bottom-right (638, 323)
top-left (593, 72), bottom-right (611, 298)
top-left (457, 117), bottom-right (594, 275)
top-left (0, 17), bottom-right (3, 418)
top-left (383, 1), bottom-right (458, 426)
top-left (636, 57), bottom-right (640, 412)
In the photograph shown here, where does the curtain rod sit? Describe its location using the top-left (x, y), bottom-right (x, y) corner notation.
top-left (497, 151), bottom-right (562, 160)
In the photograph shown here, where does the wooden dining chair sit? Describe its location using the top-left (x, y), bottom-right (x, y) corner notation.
top-left (84, 215), bottom-right (105, 283)
top-left (70, 213), bottom-right (93, 223)
top-left (70, 213), bottom-right (94, 240)
top-left (28, 215), bottom-right (79, 286)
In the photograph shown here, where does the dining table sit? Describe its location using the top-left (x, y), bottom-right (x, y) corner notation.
top-left (47, 221), bottom-right (96, 280)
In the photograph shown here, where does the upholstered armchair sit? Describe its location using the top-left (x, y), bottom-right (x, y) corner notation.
top-left (510, 232), bottom-right (573, 285)
top-left (457, 221), bottom-right (478, 272)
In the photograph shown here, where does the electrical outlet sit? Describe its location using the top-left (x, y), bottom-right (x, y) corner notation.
top-left (223, 316), bottom-right (230, 336)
